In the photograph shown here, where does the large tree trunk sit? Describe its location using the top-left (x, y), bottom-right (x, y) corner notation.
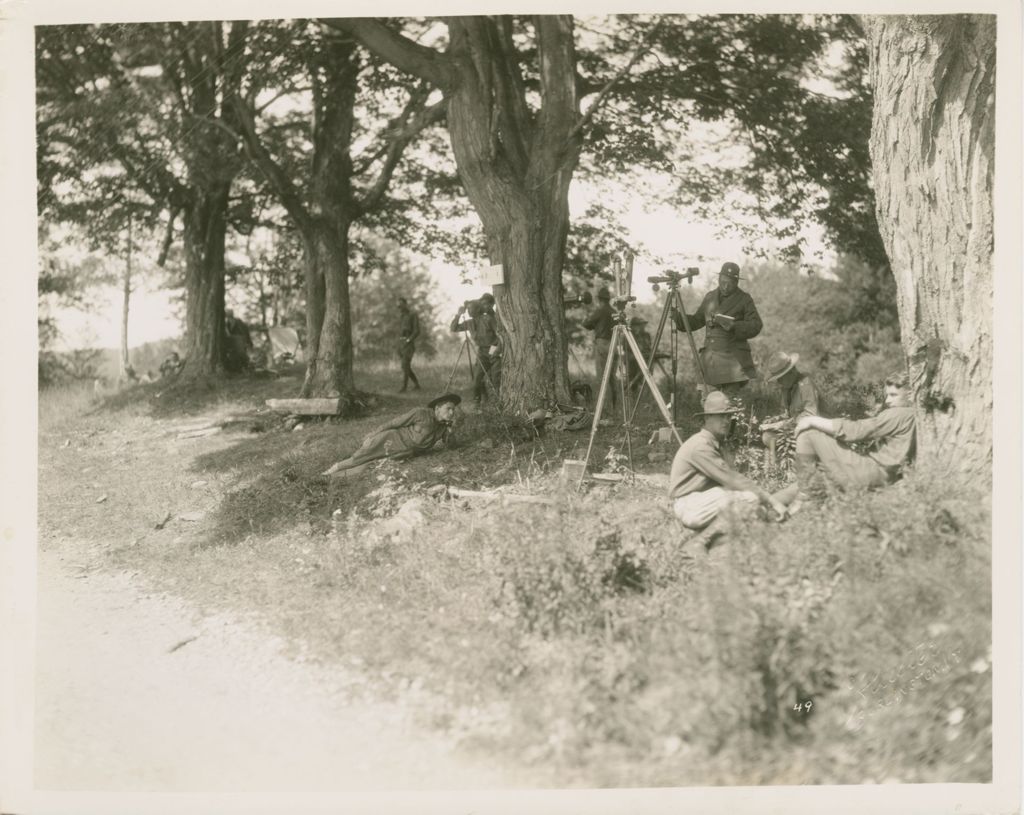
top-left (300, 217), bottom-right (355, 397)
top-left (179, 185), bottom-right (229, 378)
top-left (444, 16), bottom-right (580, 411)
top-left (233, 30), bottom-right (359, 399)
top-left (862, 14), bottom-right (995, 474)
top-left (334, 15), bottom-right (583, 410)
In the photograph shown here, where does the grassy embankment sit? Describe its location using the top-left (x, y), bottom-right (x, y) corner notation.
top-left (37, 354), bottom-right (992, 786)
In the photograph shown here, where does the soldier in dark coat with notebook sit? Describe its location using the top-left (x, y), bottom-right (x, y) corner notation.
top-left (671, 261), bottom-right (762, 395)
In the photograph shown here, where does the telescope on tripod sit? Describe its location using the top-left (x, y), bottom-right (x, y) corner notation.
top-left (627, 267), bottom-right (707, 427)
top-left (576, 253), bottom-right (710, 486)
top-left (578, 252), bottom-right (680, 484)
top-left (563, 290), bottom-right (593, 309)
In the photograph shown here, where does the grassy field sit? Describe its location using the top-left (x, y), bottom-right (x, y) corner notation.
top-left (37, 354), bottom-right (992, 787)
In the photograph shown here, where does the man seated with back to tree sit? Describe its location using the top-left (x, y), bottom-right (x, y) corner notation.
top-left (784, 370), bottom-right (916, 504)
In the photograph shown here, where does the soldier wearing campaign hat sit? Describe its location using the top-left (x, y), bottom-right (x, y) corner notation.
top-left (671, 261), bottom-right (763, 395)
top-left (668, 390), bottom-right (789, 535)
top-left (761, 350), bottom-right (823, 468)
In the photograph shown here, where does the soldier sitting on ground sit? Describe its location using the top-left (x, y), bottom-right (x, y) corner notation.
top-left (224, 309), bottom-right (253, 373)
top-left (669, 391), bottom-right (790, 545)
top-left (322, 393), bottom-right (461, 478)
top-left (760, 350), bottom-right (823, 468)
top-left (785, 371), bottom-right (916, 504)
top-left (159, 351), bottom-right (184, 379)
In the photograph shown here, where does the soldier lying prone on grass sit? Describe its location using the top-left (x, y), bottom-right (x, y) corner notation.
top-left (322, 393), bottom-right (461, 479)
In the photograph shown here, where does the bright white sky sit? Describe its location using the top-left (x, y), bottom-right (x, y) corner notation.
top-left (52, 186), bottom-right (829, 351)
top-left (47, 16), bottom-right (834, 352)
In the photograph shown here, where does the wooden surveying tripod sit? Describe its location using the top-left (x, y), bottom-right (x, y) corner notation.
top-left (443, 332), bottom-right (498, 399)
top-left (578, 255), bottom-right (683, 486)
top-left (628, 267), bottom-right (707, 426)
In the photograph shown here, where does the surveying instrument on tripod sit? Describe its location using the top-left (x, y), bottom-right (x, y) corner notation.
top-left (628, 267), bottom-right (708, 426)
top-left (577, 252), bottom-right (683, 487)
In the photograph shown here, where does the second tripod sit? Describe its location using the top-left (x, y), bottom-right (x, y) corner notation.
top-left (443, 335), bottom-right (499, 402)
top-left (628, 268), bottom-right (707, 426)
top-left (578, 297), bottom-right (683, 486)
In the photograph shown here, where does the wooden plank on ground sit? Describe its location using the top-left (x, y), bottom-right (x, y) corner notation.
top-left (447, 487), bottom-right (556, 506)
top-left (176, 427), bottom-right (222, 440)
top-left (265, 398), bottom-right (341, 416)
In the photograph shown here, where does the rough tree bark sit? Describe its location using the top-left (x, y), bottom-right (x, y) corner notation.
top-left (180, 184), bottom-right (230, 378)
top-left (862, 14), bottom-right (995, 474)
top-left (334, 16), bottom-right (583, 411)
top-left (172, 22), bottom-right (249, 380)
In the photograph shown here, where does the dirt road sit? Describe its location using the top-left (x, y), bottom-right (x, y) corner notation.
top-left (34, 546), bottom-right (528, 792)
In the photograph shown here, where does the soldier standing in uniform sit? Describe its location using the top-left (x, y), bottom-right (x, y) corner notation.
top-left (583, 287), bottom-right (616, 413)
top-left (397, 297), bottom-right (421, 392)
top-left (450, 293), bottom-right (499, 407)
top-left (672, 261), bottom-right (762, 398)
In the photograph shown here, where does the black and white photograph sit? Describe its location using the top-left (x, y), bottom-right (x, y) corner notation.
top-left (0, 0), bottom-right (1020, 813)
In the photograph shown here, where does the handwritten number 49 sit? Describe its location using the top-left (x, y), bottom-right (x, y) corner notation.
top-left (793, 701), bottom-right (813, 713)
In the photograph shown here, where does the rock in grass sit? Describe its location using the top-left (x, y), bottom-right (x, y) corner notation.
top-left (379, 498), bottom-right (426, 541)
top-left (179, 511), bottom-right (206, 522)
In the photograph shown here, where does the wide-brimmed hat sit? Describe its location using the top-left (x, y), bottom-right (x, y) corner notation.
top-left (719, 262), bottom-right (743, 280)
top-left (479, 292), bottom-right (495, 305)
top-left (694, 390), bottom-right (742, 416)
top-left (596, 286), bottom-right (611, 301)
top-left (428, 392), bottom-right (462, 410)
top-left (765, 351), bottom-right (800, 382)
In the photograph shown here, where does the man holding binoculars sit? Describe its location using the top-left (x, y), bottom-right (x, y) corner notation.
top-left (450, 292), bottom-right (500, 407)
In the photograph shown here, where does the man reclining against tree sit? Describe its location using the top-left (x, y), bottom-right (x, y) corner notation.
top-left (787, 370), bottom-right (916, 499)
top-left (670, 391), bottom-right (790, 540)
top-left (322, 393), bottom-right (461, 478)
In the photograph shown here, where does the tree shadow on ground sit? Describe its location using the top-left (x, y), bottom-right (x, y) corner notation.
top-left (95, 367), bottom-right (307, 420)
top-left (187, 403), bottom-right (644, 549)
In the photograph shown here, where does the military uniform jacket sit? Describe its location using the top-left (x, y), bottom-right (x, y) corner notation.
top-left (673, 287), bottom-right (762, 384)
top-left (582, 303), bottom-right (614, 340)
top-left (834, 405), bottom-right (916, 474)
top-left (668, 428), bottom-right (763, 500)
top-left (782, 375), bottom-right (821, 421)
top-left (336, 407), bottom-right (452, 472)
top-left (450, 309), bottom-right (498, 349)
top-left (399, 310), bottom-right (420, 342)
